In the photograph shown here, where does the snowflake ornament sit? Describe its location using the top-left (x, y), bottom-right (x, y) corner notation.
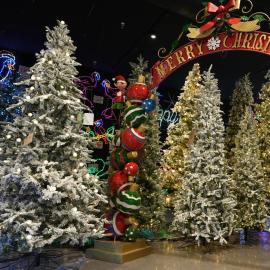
top-left (207, 37), bottom-right (221, 51)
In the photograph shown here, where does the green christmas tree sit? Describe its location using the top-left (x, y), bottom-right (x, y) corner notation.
top-left (161, 63), bottom-right (202, 204)
top-left (0, 20), bottom-right (107, 252)
top-left (256, 71), bottom-right (270, 202)
top-left (171, 67), bottom-right (235, 245)
top-left (128, 56), bottom-right (165, 232)
top-left (225, 74), bottom-right (254, 164)
top-left (232, 107), bottom-right (267, 230)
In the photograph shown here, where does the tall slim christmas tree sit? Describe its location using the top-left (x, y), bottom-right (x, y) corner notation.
top-left (256, 72), bottom-right (270, 197)
top-left (0, 20), bottom-right (107, 252)
top-left (172, 67), bottom-right (235, 245)
top-left (129, 56), bottom-right (165, 231)
top-left (161, 63), bottom-right (202, 202)
top-left (225, 74), bottom-right (254, 163)
top-left (232, 107), bottom-right (267, 230)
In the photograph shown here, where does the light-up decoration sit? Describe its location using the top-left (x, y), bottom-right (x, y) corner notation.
top-left (89, 125), bottom-right (115, 144)
top-left (0, 51), bottom-right (15, 83)
top-left (158, 109), bottom-right (180, 127)
top-left (77, 72), bottom-right (117, 120)
top-left (87, 158), bottom-right (109, 179)
top-left (76, 71), bottom-right (101, 109)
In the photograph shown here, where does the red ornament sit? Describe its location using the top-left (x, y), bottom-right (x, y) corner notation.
top-left (121, 128), bottom-right (145, 151)
top-left (104, 211), bottom-right (127, 236)
top-left (127, 83), bottom-right (150, 101)
top-left (108, 171), bottom-right (128, 195)
top-left (124, 162), bottom-right (139, 176)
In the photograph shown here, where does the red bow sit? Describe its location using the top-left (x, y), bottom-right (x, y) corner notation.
top-left (200, 0), bottom-right (241, 33)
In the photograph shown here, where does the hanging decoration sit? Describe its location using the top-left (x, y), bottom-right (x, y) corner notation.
top-left (156, 0), bottom-right (270, 62)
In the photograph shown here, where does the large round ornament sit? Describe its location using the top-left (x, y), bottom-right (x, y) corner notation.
top-left (124, 106), bottom-right (146, 128)
top-left (116, 190), bottom-right (141, 215)
top-left (124, 162), bottom-right (139, 176)
top-left (110, 148), bottom-right (130, 170)
top-left (104, 211), bottom-right (127, 236)
top-left (121, 128), bottom-right (145, 151)
top-left (108, 171), bottom-right (128, 194)
top-left (142, 99), bottom-right (156, 113)
top-left (127, 83), bottom-right (150, 101)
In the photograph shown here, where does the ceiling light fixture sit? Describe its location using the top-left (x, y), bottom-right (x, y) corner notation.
top-left (150, 33), bottom-right (157, 39)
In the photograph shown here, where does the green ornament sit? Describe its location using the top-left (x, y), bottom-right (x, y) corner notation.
top-left (116, 191), bottom-right (141, 215)
top-left (125, 227), bottom-right (139, 241)
top-left (124, 106), bottom-right (146, 128)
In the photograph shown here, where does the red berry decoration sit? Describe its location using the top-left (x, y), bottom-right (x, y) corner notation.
top-left (127, 83), bottom-right (150, 101)
top-left (121, 128), bottom-right (145, 151)
top-left (124, 162), bottom-right (139, 176)
top-left (108, 171), bottom-right (128, 195)
top-left (104, 211), bottom-right (127, 237)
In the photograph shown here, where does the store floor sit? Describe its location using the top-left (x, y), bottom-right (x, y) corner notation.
top-left (81, 233), bottom-right (270, 270)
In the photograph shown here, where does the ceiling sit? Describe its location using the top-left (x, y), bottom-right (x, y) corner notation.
top-left (1, 0), bottom-right (270, 110)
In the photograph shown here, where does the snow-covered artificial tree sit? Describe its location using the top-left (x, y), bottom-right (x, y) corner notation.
top-left (128, 56), bottom-right (165, 231)
top-left (161, 63), bottom-right (202, 203)
top-left (256, 72), bottom-right (270, 198)
top-left (172, 67), bottom-right (235, 245)
top-left (0, 20), bottom-right (107, 252)
top-left (225, 74), bottom-right (254, 164)
top-left (232, 107), bottom-right (267, 230)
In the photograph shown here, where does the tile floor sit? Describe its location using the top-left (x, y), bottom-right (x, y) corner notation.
top-left (81, 232), bottom-right (270, 270)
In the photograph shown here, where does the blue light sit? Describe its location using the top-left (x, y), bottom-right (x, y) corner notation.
top-left (0, 51), bottom-right (16, 83)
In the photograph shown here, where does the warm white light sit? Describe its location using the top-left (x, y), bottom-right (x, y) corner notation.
top-left (150, 33), bottom-right (157, 39)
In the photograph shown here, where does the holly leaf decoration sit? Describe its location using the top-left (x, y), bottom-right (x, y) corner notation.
top-left (171, 39), bottom-right (179, 50)
top-left (253, 14), bottom-right (267, 22)
top-left (219, 0), bottom-right (225, 3)
top-left (182, 23), bottom-right (191, 33)
top-left (201, 1), bottom-right (208, 6)
top-left (241, 16), bottom-right (250, 22)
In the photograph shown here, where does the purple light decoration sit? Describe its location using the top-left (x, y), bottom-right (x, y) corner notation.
top-left (76, 71), bottom-right (101, 109)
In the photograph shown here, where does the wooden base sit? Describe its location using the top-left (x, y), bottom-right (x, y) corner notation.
top-left (86, 239), bottom-right (152, 264)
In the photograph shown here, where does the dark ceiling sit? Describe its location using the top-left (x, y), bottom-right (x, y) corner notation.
top-left (1, 0), bottom-right (270, 111)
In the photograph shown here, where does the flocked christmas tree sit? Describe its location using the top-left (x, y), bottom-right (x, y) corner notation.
top-left (232, 107), bottom-right (267, 230)
top-left (256, 71), bottom-right (270, 199)
top-left (161, 63), bottom-right (202, 203)
top-left (225, 74), bottom-right (254, 164)
top-left (0, 20), bottom-right (107, 252)
top-left (128, 55), bottom-right (165, 232)
top-left (0, 69), bottom-right (24, 130)
top-left (171, 67), bottom-right (235, 245)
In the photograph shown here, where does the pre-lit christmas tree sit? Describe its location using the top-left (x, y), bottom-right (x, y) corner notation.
top-left (172, 67), bottom-right (235, 245)
top-left (0, 20), bottom-right (107, 252)
top-left (129, 56), bottom-right (165, 231)
top-left (0, 71), bottom-right (24, 130)
top-left (256, 72), bottom-right (270, 197)
top-left (232, 107), bottom-right (267, 230)
top-left (225, 74), bottom-right (254, 163)
top-left (161, 63), bottom-right (202, 202)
